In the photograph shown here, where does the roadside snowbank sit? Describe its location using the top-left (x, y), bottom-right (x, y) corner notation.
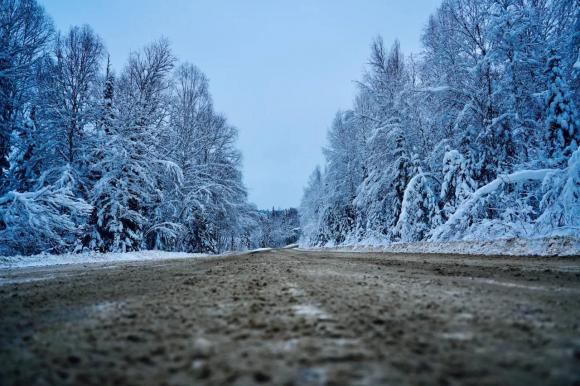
top-left (304, 236), bottom-right (579, 257)
top-left (0, 250), bottom-right (210, 270)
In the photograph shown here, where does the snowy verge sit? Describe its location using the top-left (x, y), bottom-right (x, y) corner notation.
top-left (0, 247), bottom-right (280, 270)
top-left (301, 236), bottom-right (580, 257)
top-left (0, 250), bottom-right (211, 270)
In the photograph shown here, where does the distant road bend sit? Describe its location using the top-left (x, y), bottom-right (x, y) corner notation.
top-left (1, 249), bottom-right (579, 385)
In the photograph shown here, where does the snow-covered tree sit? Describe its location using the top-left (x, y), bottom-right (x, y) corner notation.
top-left (353, 122), bottom-right (395, 240)
top-left (258, 208), bottom-right (300, 248)
top-left (0, 166), bottom-right (91, 255)
top-left (0, 1), bottom-right (260, 256)
top-left (46, 25), bottom-right (104, 170)
top-left (299, 166), bottom-right (324, 245)
top-left (537, 148), bottom-right (580, 234)
top-left (87, 39), bottom-right (177, 252)
top-left (165, 63), bottom-right (249, 253)
top-left (544, 54), bottom-right (579, 163)
top-left (440, 149), bottom-right (476, 221)
top-left (395, 173), bottom-right (440, 242)
top-left (390, 132), bottom-right (412, 227)
top-left (99, 55), bottom-right (115, 135)
top-left (0, 0), bottom-right (52, 188)
top-left (299, 0), bottom-right (578, 247)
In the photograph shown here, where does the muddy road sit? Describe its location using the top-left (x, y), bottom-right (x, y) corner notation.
top-left (1, 249), bottom-right (580, 386)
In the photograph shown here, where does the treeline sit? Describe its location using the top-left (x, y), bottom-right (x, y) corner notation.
top-left (257, 208), bottom-right (300, 248)
top-left (0, 0), bottom-right (281, 256)
top-left (300, 0), bottom-right (579, 246)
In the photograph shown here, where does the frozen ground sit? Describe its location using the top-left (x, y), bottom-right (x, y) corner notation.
top-left (308, 236), bottom-right (580, 257)
top-left (1, 248), bottom-right (579, 385)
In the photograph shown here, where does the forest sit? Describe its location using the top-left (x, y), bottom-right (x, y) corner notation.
top-left (300, 0), bottom-right (579, 247)
top-left (1, 0), bottom-right (578, 257)
top-left (0, 0), bottom-right (303, 256)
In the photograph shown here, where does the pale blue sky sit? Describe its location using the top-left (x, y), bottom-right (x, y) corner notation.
top-left (40, 0), bottom-right (440, 209)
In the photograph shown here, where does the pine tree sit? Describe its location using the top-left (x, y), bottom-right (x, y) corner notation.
top-left (440, 148), bottom-right (476, 221)
top-left (299, 166), bottom-right (324, 245)
top-left (538, 148), bottom-right (580, 231)
top-left (544, 53), bottom-right (579, 163)
top-left (388, 132), bottom-right (412, 234)
top-left (85, 58), bottom-right (118, 251)
top-left (396, 173), bottom-right (440, 242)
top-left (410, 152), bottom-right (422, 176)
top-left (100, 55), bottom-right (115, 135)
top-left (5, 108), bottom-right (40, 192)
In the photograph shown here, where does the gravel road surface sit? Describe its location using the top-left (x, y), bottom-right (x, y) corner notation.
top-left (1, 249), bottom-right (579, 386)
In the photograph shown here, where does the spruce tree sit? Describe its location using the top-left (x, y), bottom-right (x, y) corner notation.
top-left (440, 148), bottom-right (476, 221)
top-left (545, 54), bottom-right (579, 163)
top-left (388, 132), bottom-right (412, 233)
top-left (85, 57), bottom-right (118, 251)
top-left (396, 173), bottom-right (439, 242)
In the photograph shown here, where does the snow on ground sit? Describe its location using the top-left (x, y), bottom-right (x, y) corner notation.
top-left (0, 250), bottom-right (210, 270)
top-left (303, 236), bottom-right (580, 257)
top-left (245, 248), bottom-right (273, 252)
top-left (0, 247), bottom-right (282, 270)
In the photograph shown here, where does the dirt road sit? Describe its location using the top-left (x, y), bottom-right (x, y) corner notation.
top-left (1, 249), bottom-right (580, 386)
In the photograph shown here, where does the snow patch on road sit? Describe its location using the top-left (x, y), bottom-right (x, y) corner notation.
top-left (473, 278), bottom-right (580, 293)
top-left (0, 250), bottom-right (210, 270)
top-left (0, 274), bottom-right (57, 285)
top-left (293, 304), bottom-right (330, 320)
top-left (441, 331), bottom-right (474, 341)
top-left (288, 286), bottom-right (304, 297)
top-left (90, 301), bottom-right (125, 318)
top-left (304, 236), bottom-right (579, 257)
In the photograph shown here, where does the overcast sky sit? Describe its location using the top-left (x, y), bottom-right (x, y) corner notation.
top-left (40, 0), bottom-right (441, 209)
